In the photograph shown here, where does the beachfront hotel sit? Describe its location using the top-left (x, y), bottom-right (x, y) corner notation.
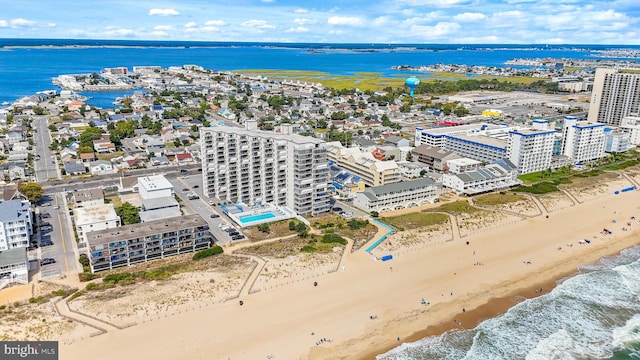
top-left (561, 116), bottom-right (606, 163)
top-left (201, 121), bottom-right (331, 216)
top-left (85, 214), bottom-right (212, 273)
top-left (507, 121), bottom-right (556, 174)
top-left (441, 159), bottom-right (521, 195)
top-left (352, 178), bottom-right (439, 213)
top-left (588, 68), bottom-right (640, 126)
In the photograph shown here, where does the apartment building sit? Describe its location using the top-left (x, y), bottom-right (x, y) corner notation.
top-left (75, 204), bottom-right (121, 243)
top-left (326, 142), bottom-right (400, 187)
top-left (85, 214), bottom-right (212, 273)
top-left (588, 68), bottom-right (640, 126)
top-left (507, 128), bottom-right (556, 174)
top-left (562, 116), bottom-right (606, 163)
top-left (414, 123), bottom-right (505, 148)
top-left (353, 178), bottom-right (439, 213)
top-left (201, 122), bottom-right (331, 216)
top-left (604, 130), bottom-right (632, 153)
top-left (0, 200), bottom-right (32, 251)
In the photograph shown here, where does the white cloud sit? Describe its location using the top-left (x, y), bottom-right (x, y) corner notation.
top-left (148, 8), bottom-right (180, 16)
top-left (372, 16), bottom-right (391, 27)
top-left (327, 16), bottom-right (366, 27)
top-left (411, 21), bottom-right (461, 37)
top-left (103, 27), bottom-right (135, 37)
top-left (294, 18), bottom-right (315, 25)
top-left (453, 12), bottom-right (486, 22)
top-left (0, 20), bottom-right (7, 27)
top-left (205, 20), bottom-right (227, 26)
top-left (43, 22), bottom-right (56, 28)
top-left (154, 25), bottom-right (174, 31)
top-left (150, 31), bottom-right (168, 37)
top-left (201, 26), bottom-right (222, 32)
top-left (241, 20), bottom-right (276, 29)
top-left (294, 8), bottom-right (308, 13)
top-left (328, 30), bottom-right (344, 35)
top-left (285, 27), bottom-right (309, 33)
top-left (184, 21), bottom-right (197, 28)
top-left (10, 18), bottom-right (36, 27)
top-left (399, 0), bottom-right (472, 7)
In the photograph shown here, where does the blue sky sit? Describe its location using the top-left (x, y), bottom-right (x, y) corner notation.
top-left (0, 0), bottom-right (638, 44)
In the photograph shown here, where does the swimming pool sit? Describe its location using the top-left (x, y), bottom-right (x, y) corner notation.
top-left (239, 212), bottom-right (276, 224)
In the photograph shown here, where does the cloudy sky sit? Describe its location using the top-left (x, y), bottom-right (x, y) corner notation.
top-left (0, 0), bottom-right (638, 44)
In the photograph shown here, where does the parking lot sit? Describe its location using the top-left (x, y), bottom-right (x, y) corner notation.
top-left (169, 174), bottom-right (246, 246)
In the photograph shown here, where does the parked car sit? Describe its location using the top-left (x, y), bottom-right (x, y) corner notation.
top-left (229, 231), bottom-right (240, 237)
top-left (193, 185), bottom-right (199, 188)
top-left (53, 205), bottom-right (60, 209)
top-left (40, 258), bottom-right (56, 266)
top-left (40, 222), bottom-right (51, 227)
top-left (180, 169), bottom-right (188, 173)
top-left (41, 227), bottom-right (53, 233)
top-left (210, 214), bottom-right (220, 218)
top-left (40, 240), bottom-right (54, 247)
top-left (208, 200), bottom-right (215, 205)
top-left (187, 194), bottom-right (200, 200)
top-left (182, 188), bottom-right (189, 192)
top-left (332, 207), bottom-right (343, 212)
top-left (41, 213), bottom-right (51, 219)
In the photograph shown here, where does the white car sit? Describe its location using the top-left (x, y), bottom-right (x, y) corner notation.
top-left (208, 200), bottom-right (215, 205)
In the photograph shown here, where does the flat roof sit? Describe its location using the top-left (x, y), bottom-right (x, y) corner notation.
top-left (75, 204), bottom-right (119, 226)
top-left (0, 247), bottom-right (27, 267)
top-left (202, 125), bottom-right (325, 145)
top-left (73, 188), bottom-right (104, 203)
top-left (447, 134), bottom-right (507, 150)
top-left (368, 177), bottom-right (435, 196)
top-left (86, 214), bottom-right (208, 247)
top-left (138, 174), bottom-right (173, 191)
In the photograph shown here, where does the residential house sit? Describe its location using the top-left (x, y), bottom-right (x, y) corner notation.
top-left (93, 135), bottom-right (116, 153)
top-left (75, 204), bottom-right (121, 243)
top-left (176, 153), bottom-right (193, 164)
top-left (0, 200), bottom-right (33, 250)
top-left (0, 248), bottom-right (29, 290)
top-left (89, 160), bottom-right (114, 175)
top-left (64, 160), bottom-right (87, 175)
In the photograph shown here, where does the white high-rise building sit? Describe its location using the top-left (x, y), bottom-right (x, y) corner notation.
top-left (619, 115), bottom-right (640, 145)
top-left (507, 128), bottom-right (556, 174)
top-left (562, 116), bottom-right (606, 163)
top-left (0, 200), bottom-right (32, 251)
top-left (201, 122), bottom-right (331, 216)
top-left (588, 68), bottom-right (640, 126)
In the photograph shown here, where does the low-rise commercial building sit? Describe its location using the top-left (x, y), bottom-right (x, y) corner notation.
top-left (442, 160), bottom-right (521, 195)
top-left (85, 214), bottom-right (212, 273)
top-left (0, 247), bottom-right (28, 290)
top-left (75, 204), bottom-right (121, 243)
top-left (326, 142), bottom-right (400, 187)
top-left (353, 178), bottom-right (439, 213)
top-left (138, 174), bottom-right (175, 200)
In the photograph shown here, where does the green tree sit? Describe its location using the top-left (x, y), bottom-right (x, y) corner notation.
top-left (257, 223), bottom-right (271, 233)
top-left (18, 182), bottom-right (44, 203)
top-left (406, 151), bottom-right (413, 162)
top-left (116, 202), bottom-right (140, 225)
top-left (76, 146), bottom-right (94, 154)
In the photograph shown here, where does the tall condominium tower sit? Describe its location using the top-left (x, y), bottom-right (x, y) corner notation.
top-left (200, 122), bottom-right (331, 216)
top-left (588, 68), bottom-right (640, 126)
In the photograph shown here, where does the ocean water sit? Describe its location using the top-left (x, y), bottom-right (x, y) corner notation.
top-left (2, 39), bottom-right (640, 108)
top-left (377, 245), bottom-right (640, 360)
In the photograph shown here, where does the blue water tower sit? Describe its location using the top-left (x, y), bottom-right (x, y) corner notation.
top-left (405, 77), bottom-right (420, 98)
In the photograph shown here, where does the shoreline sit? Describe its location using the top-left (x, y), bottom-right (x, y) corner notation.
top-left (353, 237), bottom-right (640, 360)
top-left (357, 269), bottom-right (578, 360)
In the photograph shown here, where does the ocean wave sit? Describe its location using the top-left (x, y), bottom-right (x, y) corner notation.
top-left (378, 249), bottom-right (640, 360)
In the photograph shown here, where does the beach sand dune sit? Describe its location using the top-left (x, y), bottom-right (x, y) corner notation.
top-left (59, 188), bottom-right (640, 360)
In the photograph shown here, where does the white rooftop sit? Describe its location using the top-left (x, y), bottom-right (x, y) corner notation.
top-left (138, 174), bottom-right (173, 191)
top-left (75, 204), bottom-right (119, 226)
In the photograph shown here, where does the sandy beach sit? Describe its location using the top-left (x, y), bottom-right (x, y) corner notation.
top-left (44, 184), bottom-right (640, 360)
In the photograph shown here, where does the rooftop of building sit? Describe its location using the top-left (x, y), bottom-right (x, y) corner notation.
top-left (365, 177), bottom-right (435, 197)
top-left (73, 188), bottom-right (104, 203)
top-left (202, 125), bottom-right (325, 145)
top-left (0, 247), bottom-right (27, 267)
top-left (86, 214), bottom-right (208, 246)
top-left (447, 134), bottom-right (507, 149)
top-left (75, 204), bottom-right (119, 226)
top-left (141, 196), bottom-right (179, 211)
top-left (138, 174), bottom-right (173, 190)
top-left (0, 200), bottom-right (30, 223)
top-left (411, 144), bottom-right (460, 160)
top-left (415, 123), bottom-right (502, 135)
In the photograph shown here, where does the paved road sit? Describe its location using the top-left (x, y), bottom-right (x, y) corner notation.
top-left (37, 193), bottom-right (79, 278)
top-left (33, 115), bottom-right (60, 182)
